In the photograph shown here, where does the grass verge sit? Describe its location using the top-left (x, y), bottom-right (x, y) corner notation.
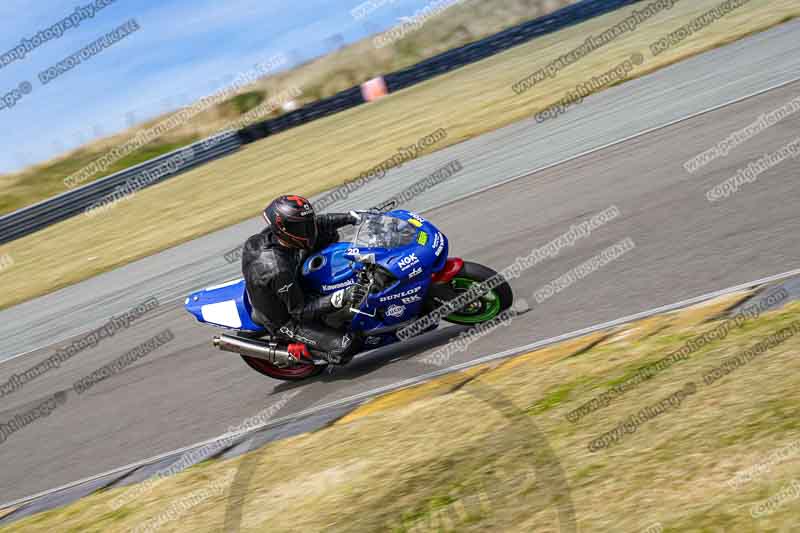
top-left (0, 0), bottom-right (798, 311)
top-left (3, 292), bottom-right (799, 532)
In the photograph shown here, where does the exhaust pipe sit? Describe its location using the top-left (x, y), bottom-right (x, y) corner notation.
top-left (213, 334), bottom-right (295, 367)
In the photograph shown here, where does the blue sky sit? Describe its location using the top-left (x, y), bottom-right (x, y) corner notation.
top-left (0, 0), bottom-right (438, 174)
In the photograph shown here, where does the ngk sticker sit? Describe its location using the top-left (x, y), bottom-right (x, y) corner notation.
top-left (398, 253), bottom-right (419, 271)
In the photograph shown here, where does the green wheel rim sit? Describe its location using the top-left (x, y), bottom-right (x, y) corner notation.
top-left (445, 277), bottom-right (503, 324)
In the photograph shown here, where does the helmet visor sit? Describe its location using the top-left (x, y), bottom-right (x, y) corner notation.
top-left (281, 216), bottom-right (317, 248)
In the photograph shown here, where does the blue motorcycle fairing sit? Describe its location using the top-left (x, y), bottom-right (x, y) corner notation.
top-left (302, 242), bottom-right (358, 294)
top-left (321, 210), bottom-right (446, 334)
top-left (389, 210), bottom-right (449, 276)
top-left (185, 210), bottom-right (450, 348)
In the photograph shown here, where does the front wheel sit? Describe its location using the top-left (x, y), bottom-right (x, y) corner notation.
top-left (438, 261), bottom-right (514, 326)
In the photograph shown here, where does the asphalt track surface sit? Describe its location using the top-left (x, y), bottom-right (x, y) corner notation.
top-left (1, 21), bottom-right (799, 504)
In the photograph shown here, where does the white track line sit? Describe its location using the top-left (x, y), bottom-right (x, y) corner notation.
top-left (3, 266), bottom-right (799, 511)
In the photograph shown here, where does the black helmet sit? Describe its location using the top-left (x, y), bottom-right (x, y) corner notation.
top-left (263, 195), bottom-right (317, 250)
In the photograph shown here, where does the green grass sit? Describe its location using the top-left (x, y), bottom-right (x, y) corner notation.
top-left (226, 90), bottom-right (267, 115)
top-left (524, 381), bottom-right (580, 415)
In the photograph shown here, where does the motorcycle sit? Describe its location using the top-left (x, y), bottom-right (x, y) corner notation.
top-left (185, 209), bottom-right (514, 381)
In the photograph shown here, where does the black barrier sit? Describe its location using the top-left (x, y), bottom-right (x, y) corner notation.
top-left (239, 86), bottom-right (365, 142)
top-left (0, 133), bottom-right (242, 245)
top-left (237, 0), bottom-right (642, 144)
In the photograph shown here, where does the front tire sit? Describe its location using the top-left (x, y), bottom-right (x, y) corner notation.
top-left (439, 261), bottom-right (514, 326)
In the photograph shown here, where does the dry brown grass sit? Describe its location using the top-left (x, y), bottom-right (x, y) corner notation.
top-left (0, 0), bottom-right (797, 311)
top-left (5, 296), bottom-right (799, 532)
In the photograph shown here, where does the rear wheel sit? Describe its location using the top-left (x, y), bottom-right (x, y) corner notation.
top-left (441, 262), bottom-right (514, 326)
top-left (240, 356), bottom-right (325, 381)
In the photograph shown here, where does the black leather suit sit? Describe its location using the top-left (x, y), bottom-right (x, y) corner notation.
top-left (242, 213), bottom-right (358, 361)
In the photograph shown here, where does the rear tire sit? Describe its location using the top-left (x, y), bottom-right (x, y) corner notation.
top-left (439, 261), bottom-right (514, 326)
top-left (240, 356), bottom-right (325, 381)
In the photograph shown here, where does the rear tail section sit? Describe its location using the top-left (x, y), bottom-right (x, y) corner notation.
top-left (184, 279), bottom-right (265, 333)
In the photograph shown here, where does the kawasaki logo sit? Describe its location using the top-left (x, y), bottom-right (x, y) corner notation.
top-left (322, 279), bottom-right (356, 292)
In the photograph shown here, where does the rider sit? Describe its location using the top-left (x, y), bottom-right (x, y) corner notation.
top-left (242, 195), bottom-right (361, 365)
